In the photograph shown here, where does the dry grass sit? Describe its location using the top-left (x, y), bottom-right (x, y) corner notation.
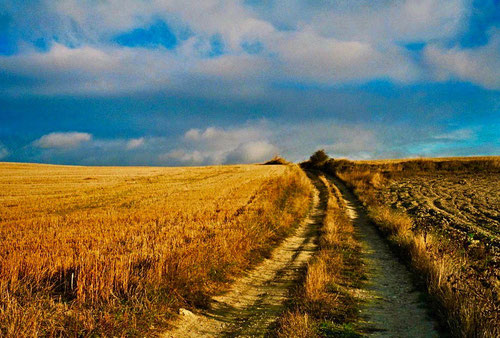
top-left (333, 156), bottom-right (500, 175)
top-left (337, 165), bottom-right (499, 338)
top-left (0, 162), bottom-right (312, 336)
top-left (277, 311), bottom-right (317, 338)
top-left (277, 174), bottom-right (363, 337)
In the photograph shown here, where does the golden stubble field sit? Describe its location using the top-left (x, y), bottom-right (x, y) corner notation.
top-left (0, 162), bottom-right (312, 336)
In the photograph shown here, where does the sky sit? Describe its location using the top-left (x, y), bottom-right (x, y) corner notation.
top-left (0, 0), bottom-right (499, 166)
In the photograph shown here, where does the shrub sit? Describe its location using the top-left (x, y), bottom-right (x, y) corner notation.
top-left (309, 149), bottom-right (329, 166)
top-left (264, 156), bottom-right (289, 165)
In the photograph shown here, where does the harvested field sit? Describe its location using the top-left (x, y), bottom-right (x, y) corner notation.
top-left (0, 162), bottom-right (312, 337)
top-left (381, 172), bottom-right (500, 247)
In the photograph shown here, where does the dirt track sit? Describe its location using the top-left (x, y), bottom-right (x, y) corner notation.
top-left (163, 174), bottom-right (327, 337)
top-left (332, 177), bottom-right (439, 337)
top-left (164, 174), bottom-right (440, 337)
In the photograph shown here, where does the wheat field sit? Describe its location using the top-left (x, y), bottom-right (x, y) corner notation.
top-left (0, 163), bottom-right (312, 336)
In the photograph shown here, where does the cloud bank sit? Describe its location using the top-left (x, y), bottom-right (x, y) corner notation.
top-left (0, 0), bottom-right (498, 96)
top-left (0, 1), bottom-right (498, 165)
top-left (19, 119), bottom-right (496, 166)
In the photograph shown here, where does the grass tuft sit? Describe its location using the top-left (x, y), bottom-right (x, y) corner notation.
top-left (277, 311), bottom-right (317, 338)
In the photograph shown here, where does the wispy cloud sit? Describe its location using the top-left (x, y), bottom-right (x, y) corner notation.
top-left (433, 128), bottom-right (475, 141)
top-left (13, 118), bottom-right (498, 166)
top-left (0, 143), bottom-right (9, 160)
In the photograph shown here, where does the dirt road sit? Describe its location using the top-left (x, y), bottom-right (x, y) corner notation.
top-left (331, 176), bottom-right (440, 337)
top-left (163, 174), bottom-right (327, 337)
top-left (164, 173), bottom-right (440, 337)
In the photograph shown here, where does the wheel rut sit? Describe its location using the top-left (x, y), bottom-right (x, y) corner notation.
top-left (164, 173), bottom-right (441, 337)
top-left (163, 174), bottom-right (327, 337)
top-left (330, 176), bottom-right (440, 337)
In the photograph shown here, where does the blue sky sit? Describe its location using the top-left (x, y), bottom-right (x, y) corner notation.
top-left (0, 0), bottom-right (499, 165)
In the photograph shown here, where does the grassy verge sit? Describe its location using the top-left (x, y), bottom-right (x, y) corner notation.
top-left (336, 168), bottom-right (499, 338)
top-left (276, 174), bottom-right (363, 337)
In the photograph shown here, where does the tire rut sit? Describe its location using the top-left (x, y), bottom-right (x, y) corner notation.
top-left (163, 174), bottom-right (327, 337)
top-left (330, 176), bottom-right (440, 337)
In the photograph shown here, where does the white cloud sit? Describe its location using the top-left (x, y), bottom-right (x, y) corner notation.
top-left (34, 132), bottom-right (92, 149)
top-left (272, 29), bottom-right (418, 84)
top-left (268, 120), bottom-right (448, 162)
top-left (51, 0), bottom-right (276, 50)
top-left (25, 124), bottom-right (278, 166)
top-left (161, 123), bottom-right (277, 165)
top-left (253, 0), bottom-right (466, 44)
top-left (424, 32), bottom-right (500, 89)
top-left (184, 125), bottom-right (266, 151)
top-left (0, 43), bottom-right (274, 97)
top-left (17, 117), bottom-right (497, 166)
top-left (50, 0), bottom-right (463, 47)
top-left (0, 143), bottom-right (9, 160)
top-left (225, 141), bottom-right (278, 163)
top-left (279, 122), bottom-right (384, 161)
top-left (160, 149), bottom-right (205, 165)
top-left (10, 0), bottom-right (465, 50)
top-left (184, 127), bottom-right (219, 141)
top-left (126, 137), bottom-right (145, 149)
top-left (184, 128), bottom-right (202, 140)
top-left (0, 0), bottom-right (497, 97)
top-left (193, 54), bottom-right (273, 81)
top-left (322, 131), bottom-right (380, 159)
top-left (0, 43), bottom-right (182, 95)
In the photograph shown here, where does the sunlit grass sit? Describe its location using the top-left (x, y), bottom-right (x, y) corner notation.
top-left (0, 162), bottom-right (312, 336)
top-left (277, 174), bottom-right (363, 336)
